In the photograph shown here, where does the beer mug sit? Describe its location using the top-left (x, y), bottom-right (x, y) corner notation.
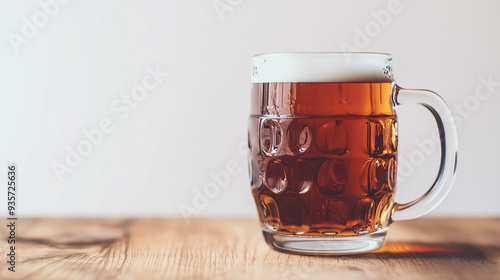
top-left (248, 53), bottom-right (458, 254)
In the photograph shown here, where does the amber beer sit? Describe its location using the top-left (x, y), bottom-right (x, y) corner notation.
top-left (248, 81), bottom-right (397, 236)
top-left (249, 53), bottom-right (458, 255)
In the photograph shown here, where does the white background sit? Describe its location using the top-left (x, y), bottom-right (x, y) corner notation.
top-left (1, 0), bottom-right (499, 217)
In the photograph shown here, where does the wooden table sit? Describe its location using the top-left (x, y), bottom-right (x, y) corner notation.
top-left (0, 218), bottom-right (499, 280)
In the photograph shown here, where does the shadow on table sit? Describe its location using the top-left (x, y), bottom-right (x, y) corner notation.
top-left (355, 241), bottom-right (498, 260)
top-left (267, 241), bottom-right (500, 279)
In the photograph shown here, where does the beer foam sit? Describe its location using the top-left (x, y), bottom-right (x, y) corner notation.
top-left (252, 53), bottom-right (393, 83)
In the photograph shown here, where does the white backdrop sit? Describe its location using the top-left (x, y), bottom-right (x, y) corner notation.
top-left (1, 0), bottom-right (499, 217)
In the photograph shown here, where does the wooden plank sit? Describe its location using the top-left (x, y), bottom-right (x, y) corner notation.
top-left (0, 218), bottom-right (499, 279)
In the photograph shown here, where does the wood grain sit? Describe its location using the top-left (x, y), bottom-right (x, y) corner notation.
top-left (1, 218), bottom-right (499, 280)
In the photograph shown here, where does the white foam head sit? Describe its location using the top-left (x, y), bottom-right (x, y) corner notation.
top-left (252, 53), bottom-right (393, 83)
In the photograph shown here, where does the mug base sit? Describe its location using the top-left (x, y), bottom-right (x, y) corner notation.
top-left (262, 228), bottom-right (388, 255)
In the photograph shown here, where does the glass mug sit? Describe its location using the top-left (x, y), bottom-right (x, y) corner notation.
top-left (248, 53), bottom-right (458, 254)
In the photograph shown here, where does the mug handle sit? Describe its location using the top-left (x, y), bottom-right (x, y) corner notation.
top-left (391, 85), bottom-right (458, 221)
